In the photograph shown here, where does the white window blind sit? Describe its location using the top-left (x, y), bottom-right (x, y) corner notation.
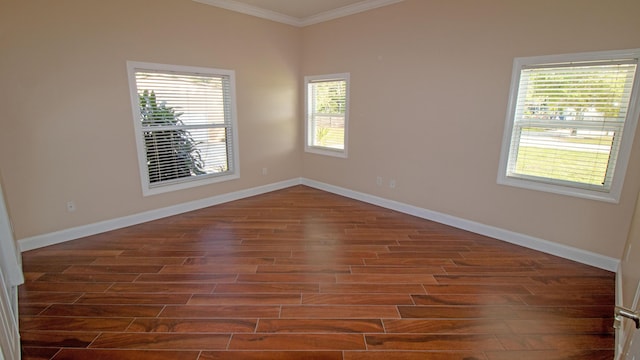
top-left (499, 49), bottom-right (640, 202)
top-left (305, 73), bottom-right (349, 157)
top-left (127, 62), bottom-right (239, 195)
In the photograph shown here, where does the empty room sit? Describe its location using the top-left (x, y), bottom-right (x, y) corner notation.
top-left (2, 0), bottom-right (640, 359)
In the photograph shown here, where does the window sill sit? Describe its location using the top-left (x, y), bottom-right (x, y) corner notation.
top-left (304, 146), bottom-right (347, 158)
top-left (497, 174), bottom-right (620, 203)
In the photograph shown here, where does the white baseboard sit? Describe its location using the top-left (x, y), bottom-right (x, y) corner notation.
top-left (18, 177), bottom-right (619, 272)
top-left (18, 178), bottom-right (302, 252)
top-left (302, 179), bottom-right (620, 272)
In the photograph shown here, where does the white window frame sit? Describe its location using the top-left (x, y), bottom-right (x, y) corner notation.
top-left (498, 49), bottom-right (640, 203)
top-left (304, 73), bottom-right (350, 158)
top-left (127, 61), bottom-right (240, 196)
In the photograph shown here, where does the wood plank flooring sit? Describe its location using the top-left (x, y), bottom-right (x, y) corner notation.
top-left (19, 185), bottom-right (615, 359)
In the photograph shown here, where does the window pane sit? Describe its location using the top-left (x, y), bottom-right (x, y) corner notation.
top-left (518, 64), bottom-right (635, 124)
top-left (309, 80), bottom-right (346, 150)
top-left (512, 126), bottom-right (615, 187)
top-left (136, 71), bottom-right (230, 126)
top-left (509, 61), bottom-right (637, 191)
top-left (135, 69), bottom-right (233, 186)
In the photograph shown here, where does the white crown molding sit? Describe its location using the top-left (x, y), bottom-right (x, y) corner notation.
top-left (193, 0), bottom-right (404, 27)
top-left (300, 0), bottom-right (404, 26)
top-left (18, 177), bottom-right (619, 272)
top-left (193, 0), bottom-right (301, 26)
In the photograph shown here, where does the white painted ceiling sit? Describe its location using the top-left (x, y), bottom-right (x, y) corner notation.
top-left (194, 0), bottom-right (404, 26)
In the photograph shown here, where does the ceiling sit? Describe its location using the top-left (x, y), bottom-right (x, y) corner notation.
top-left (193, 0), bottom-right (404, 27)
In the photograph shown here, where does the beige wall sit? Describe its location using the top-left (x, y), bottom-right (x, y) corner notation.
top-left (1, 0), bottom-right (640, 261)
top-left (0, 0), bottom-right (302, 239)
top-left (301, 0), bottom-right (640, 259)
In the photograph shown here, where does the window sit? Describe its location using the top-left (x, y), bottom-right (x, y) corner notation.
top-left (305, 73), bottom-right (350, 157)
top-left (127, 61), bottom-right (239, 196)
top-left (498, 49), bottom-right (640, 202)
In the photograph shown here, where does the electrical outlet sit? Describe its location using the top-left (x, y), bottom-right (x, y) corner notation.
top-left (66, 201), bottom-right (76, 212)
top-left (389, 179), bottom-right (396, 188)
top-left (262, 167), bottom-right (268, 176)
top-left (376, 176), bottom-right (383, 186)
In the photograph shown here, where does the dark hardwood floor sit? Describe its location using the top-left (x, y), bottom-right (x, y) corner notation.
top-left (19, 185), bottom-right (615, 359)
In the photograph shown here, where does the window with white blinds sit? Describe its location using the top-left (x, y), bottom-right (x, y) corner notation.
top-left (498, 49), bottom-right (640, 202)
top-left (127, 62), bottom-right (239, 196)
top-left (305, 73), bottom-right (350, 158)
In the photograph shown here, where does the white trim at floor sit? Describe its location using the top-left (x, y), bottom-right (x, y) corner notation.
top-left (301, 179), bottom-right (619, 272)
top-left (17, 177), bottom-right (619, 272)
top-left (18, 179), bottom-right (301, 252)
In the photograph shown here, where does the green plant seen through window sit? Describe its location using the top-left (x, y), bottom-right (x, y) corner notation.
top-left (139, 90), bottom-right (205, 183)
